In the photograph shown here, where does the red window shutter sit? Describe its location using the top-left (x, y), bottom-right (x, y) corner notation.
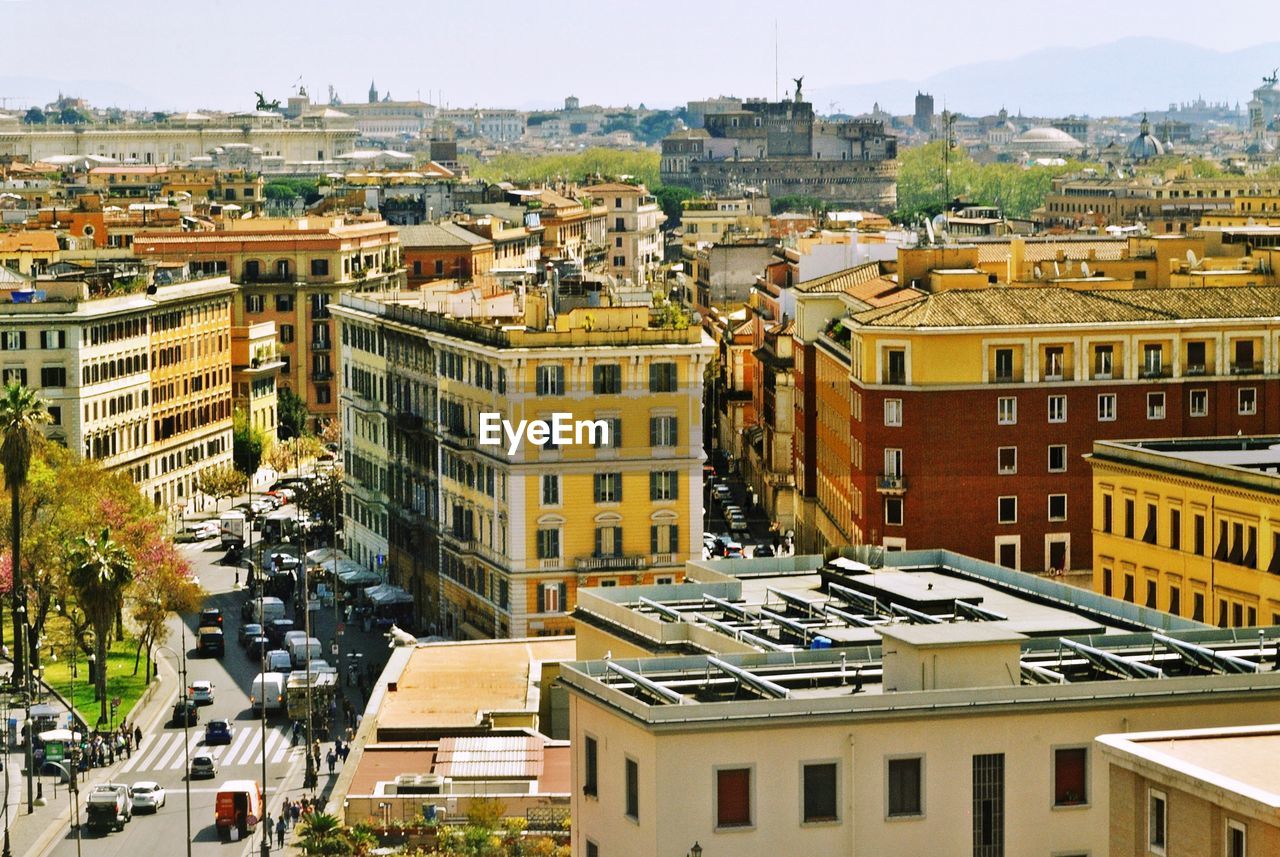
top-left (717, 768), bottom-right (751, 826)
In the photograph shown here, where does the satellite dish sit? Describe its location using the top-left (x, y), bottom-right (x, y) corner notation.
top-left (1186, 249), bottom-right (1200, 267)
top-left (924, 216), bottom-right (937, 244)
top-left (1033, 264), bottom-right (1043, 279)
top-left (691, 312), bottom-right (702, 325)
top-left (1081, 261), bottom-right (1091, 277)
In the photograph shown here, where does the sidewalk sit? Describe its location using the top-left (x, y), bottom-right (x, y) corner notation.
top-left (4, 664), bottom-right (175, 857)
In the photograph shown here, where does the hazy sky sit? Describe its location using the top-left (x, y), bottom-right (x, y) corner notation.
top-left (0, 0), bottom-right (1274, 111)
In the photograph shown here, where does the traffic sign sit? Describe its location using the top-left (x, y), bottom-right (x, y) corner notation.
top-left (45, 742), bottom-right (63, 762)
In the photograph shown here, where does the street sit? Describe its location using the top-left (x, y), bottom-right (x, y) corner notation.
top-left (36, 522), bottom-right (393, 857)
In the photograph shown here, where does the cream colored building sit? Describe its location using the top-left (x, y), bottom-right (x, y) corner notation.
top-left (561, 550), bottom-right (1280, 857)
top-left (332, 288), bottom-right (714, 637)
top-left (230, 322), bottom-right (283, 440)
top-left (583, 183), bottom-right (664, 286)
top-left (1098, 723), bottom-right (1280, 857)
top-left (0, 275), bottom-right (236, 510)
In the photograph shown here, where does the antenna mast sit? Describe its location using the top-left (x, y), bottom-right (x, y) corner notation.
top-left (774, 20), bottom-right (779, 102)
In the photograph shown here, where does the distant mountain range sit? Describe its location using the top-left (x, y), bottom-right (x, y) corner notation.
top-left (810, 38), bottom-right (1280, 119)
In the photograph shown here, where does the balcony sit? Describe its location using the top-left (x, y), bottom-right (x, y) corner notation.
top-left (1184, 364), bottom-right (1207, 376)
top-left (1139, 366), bottom-right (1171, 379)
top-left (311, 370), bottom-right (333, 382)
top-left (311, 339), bottom-right (332, 352)
top-left (1232, 362), bottom-right (1259, 375)
top-left (990, 372), bottom-right (1018, 384)
top-left (883, 372), bottom-right (907, 386)
top-left (876, 475), bottom-right (907, 495)
top-left (576, 555), bottom-right (648, 572)
top-left (396, 412), bottom-right (423, 432)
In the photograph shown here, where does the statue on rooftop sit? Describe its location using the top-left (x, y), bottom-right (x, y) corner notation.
top-left (793, 76), bottom-right (804, 102)
top-left (254, 91), bottom-right (281, 112)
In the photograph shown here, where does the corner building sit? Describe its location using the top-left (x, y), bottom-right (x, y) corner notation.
top-left (332, 292), bottom-right (713, 637)
top-left (811, 287), bottom-right (1280, 572)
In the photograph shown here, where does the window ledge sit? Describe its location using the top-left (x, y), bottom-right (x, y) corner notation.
top-left (1051, 802), bottom-right (1091, 812)
top-left (714, 823), bottom-right (756, 833)
top-left (885, 813), bottom-right (925, 822)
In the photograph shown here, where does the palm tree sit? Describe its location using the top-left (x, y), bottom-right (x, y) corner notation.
top-left (69, 528), bottom-right (134, 725)
top-left (0, 381), bottom-right (49, 683)
top-left (297, 812), bottom-right (351, 855)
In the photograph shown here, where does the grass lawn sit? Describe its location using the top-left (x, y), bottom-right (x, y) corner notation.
top-left (41, 637), bottom-right (153, 728)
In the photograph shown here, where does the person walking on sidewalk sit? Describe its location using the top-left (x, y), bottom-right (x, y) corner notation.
top-left (326, 748), bottom-right (336, 776)
top-left (276, 815), bottom-right (286, 848)
top-left (134, 725), bottom-right (143, 750)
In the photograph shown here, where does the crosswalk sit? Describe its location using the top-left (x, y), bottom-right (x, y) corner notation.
top-left (118, 725), bottom-right (300, 775)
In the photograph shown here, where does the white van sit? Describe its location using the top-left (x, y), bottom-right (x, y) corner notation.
top-left (265, 650), bottom-right (292, 674)
top-left (249, 673), bottom-right (285, 713)
top-left (251, 597), bottom-right (285, 625)
top-left (219, 511), bottom-right (246, 549)
top-left (288, 636), bottom-right (322, 669)
top-left (282, 631), bottom-right (308, 652)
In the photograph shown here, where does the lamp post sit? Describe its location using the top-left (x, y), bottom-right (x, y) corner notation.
top-left (156, 626), bottom-right (192, 857)
top-left (14, 606), bottom-right (33, 815)
top-left (0, 686), bottom-right (26, 857)
top-left (257, 581), bottom-right (270, 857)
top-left (43, 762), bottom-right (80, 857)
top-left (46, 644), bottom-right (81, 857)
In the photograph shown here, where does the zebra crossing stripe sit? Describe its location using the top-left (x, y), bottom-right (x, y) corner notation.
top-left (219, 728), bottom-right (255, 764)
top-left (234, 731), bottom-right (263, 767)
top-left (129, 732), bottom-right (177, 773)
top-left (270, 734), bottom-right (292, 764)
top-left (167, 735), bottom-right (203, 770)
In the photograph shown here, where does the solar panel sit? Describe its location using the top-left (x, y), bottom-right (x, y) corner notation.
top-left (1020, 661), bottom-right (1066, 685)
top-left (605, 661), bottom-right (684, 704)
top-left (819, 602), bottom-right (879, 628)
top-left (828, 582), bottom-right (880, 614)
top-left (889, 602), bottom-right (943, 625)
top-left (766, 587), bottom-right (820, 617)
top-left (738, 630), bottom-right (786, 652)
top-left (954, 600), bottom-right (1008, 622)
top-left (707, 656), bottom-right (790, 699)
top-left (758, 607), bottom-right (813, 642)
top-left (1154, 633), bottom-right (1258, 675)
top-left (702, 593), bottom-right (751, 620)
top-left (638, 596), bottom-right (684, 623)
top-left (1059, 638), bottom-right (1162, 680)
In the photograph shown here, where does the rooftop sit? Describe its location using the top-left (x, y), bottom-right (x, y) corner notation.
top-left (1089, 436), bottom-right (1280, 496)
top-left (399, 222), bottom-right (491, 249)
top-left (852, 286), bottom-right (1280, 329)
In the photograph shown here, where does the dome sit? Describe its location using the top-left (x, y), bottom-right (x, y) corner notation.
top-left (1011, 126), bottom-right (1085, 155)
top-left (1126, 115), bottom-right (1164, 160)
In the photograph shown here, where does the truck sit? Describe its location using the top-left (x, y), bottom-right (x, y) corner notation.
top-left (85, 783), bottom-right (133, 833)
top-left (250, 596), bottom-right (286, 625)
top-left (288, 636), bottom-right (323, 669)
top-left (214, 779), bottom-right (264, 842)
top-left (285, 668), bottom-right (338, 726)
top-left (249, 673), bottom-right (286, 714)
top-left (219, 511), bottom-right (246, 549)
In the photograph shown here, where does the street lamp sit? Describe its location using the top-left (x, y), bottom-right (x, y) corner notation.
top-left (46, 645), bottom-right (82, 857)
top-left (688, 843), bottom-right (702, 857)
top-left (155, 625), bottom-right (193, 857)
top-left (42, 762), bottom-right (80, 857)
top-left (13, 606), bottom-right (33, 815)
top-left (257, 580), bottom-right (271, 857)
top-left (0, 686), bottom-right (28, 857)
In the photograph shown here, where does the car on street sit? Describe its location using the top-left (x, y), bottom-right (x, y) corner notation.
top-left (265, 619), bottom-right (297, 647)
top-left (712, 483), bottom-right (732, 502)
top-left (189, 755), bottom-right (217, 779)
top-left (719, 539), bottom-right (744, 558)
top-left (728, 513), bottom-right (750, 533)
top-left (197, 627), bottom-right (225, 658)
top-left (204, 719), bottom-right (234, 745)
top-left (246, 636), bottom-right (271, 660)
top-left (130, 782), bottom-right (166, 813)
top-left (238, 623), bottom-right (263, 647)
top-left (266, 650), bottom-right (293, 673)
top-left (198, 607), bottom-right (223, 628)
top-left (189, 680), bottom-right (215, 705)
top-left (171, 699), bottom-right (199, 727)
top-left (753, 543), bottom-right (777, 558)
top-left (186, 521), bottom-right (219, 541)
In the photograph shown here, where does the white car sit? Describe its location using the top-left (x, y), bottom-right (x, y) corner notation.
top-left (191, 522), bottom-right (219, 541)
top-left (188, 680), bottom-right (215, 705)
top-left (130, 781), bottom-right (166, 813)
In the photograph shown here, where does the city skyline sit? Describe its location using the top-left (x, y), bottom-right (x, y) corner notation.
top-left (0, 0), bottom-right (1277, 114)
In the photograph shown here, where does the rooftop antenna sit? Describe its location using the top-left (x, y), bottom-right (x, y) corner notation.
top-left (774, 19), bottom-right (779, 102)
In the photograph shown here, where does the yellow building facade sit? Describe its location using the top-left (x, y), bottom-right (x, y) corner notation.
top-left (1089, 437), bottom-right (1280, 628)
top-left (332, 293), bottom-right (714, 637)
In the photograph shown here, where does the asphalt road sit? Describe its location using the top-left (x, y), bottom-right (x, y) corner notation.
top-left (40, 536), bottom-right (327, 857)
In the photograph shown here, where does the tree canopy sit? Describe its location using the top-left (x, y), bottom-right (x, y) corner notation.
top-left (463, 148), bottom-right (660, 188)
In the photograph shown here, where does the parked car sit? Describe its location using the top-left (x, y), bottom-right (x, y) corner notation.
top-left (189, 680), bottom-right (215, 705)
top-left (238, 623), bottom-right (263, 647)
top-left (712, 483), bottom-right (732, 502)
top-left (246, 636), bottom-right (271, 660)
top-left (189, 755), bottom-right (217, 779)
top-left (753, 543), bottom-right (777, 558)
top-left (198, 608), bottom-right (222, 628)
top-left (171, 699), bottom-right (199, 727)
top-left (721, 540), bottom-right (744, 558)
top-left (204, 720), bottom-right (234, 745)
top-left (265, 619), bottom-right (297, 647)
top-left (130, 782), bottom-right (166, 813)
top-left (197, 628), bottom-right (225, 658)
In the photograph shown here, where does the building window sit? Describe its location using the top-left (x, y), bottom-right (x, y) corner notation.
top-left (885, 497), bottom-right (904, 527)
top-left (884, 398), bottom-right (903, 427)
top-left (1190, 388), bottom-right (1208, 417)
top-left (885, 348), bottom-right (906, 384)
top-left (47, 406), bottom-right (61, 425)
top-left (435, 259), bottom-right (445, 275)
top-left (541, 474), bottom-right (560, 506)
top-left (994, 347), bottom-right (1014, 382)
top-left (587, 844), bottom-right (598, 857)
top-left (275, 294), bottom-right (294, 312)
top-left (1124, 499), bottom-right (1135, 538)
top-left (1228, 819), bottom-right (1247, 857)
top-left (315, 385), bottom-right (331, 404)
top-left (535, 364), bottom-right (565, 396)
top-left (1169, 585), bottom-right (1181, 615)
top-left (595, 525), bottom-right (623, 558)
top-left (1094, 344), bottom-right (1114, 379)
top-left (538, 582), bottom-right (566, 613)
top-left (583, 736), bottom-right (598, 798)
top-left (803, 762), bottom-right (839, 823)
top-left (1097, 393), bottom-right (1116, 421)
top-left (887, 757), bottom-right (923, 817)
top-left (1142, 343), bottom-right (1164, 376)
top-left (997, 446), bottom-right (1017, 474)
top-left (3, 368), bottom-right (27, 386)
top-left (1186, 340), bottom-right (1207, 374)
top-left (648, 362), bottom-right (677, 393)
top-left (1147, 392), bottom-right (1165, 419)
top-left (1143, 503), bottom-right (1158, 544)
top-left (650, 471), bottom-right (678, 501)
top-left (1240, 388), bottom-right (1257, 415)
top-left (1194, 592), bottom-right (1205, 622)
top-left (535, 528), bottom-right (560, 560)
top-left (1053, 747), bottom-right (1087, 806)
top-left (592, 364), bottom-right (622, 395)
top-left (1048, 444), bottom-right (1067, 473)
top-left (1043, 346), bottom-right (1064, 380)
top-left (310, 259), bottom-right (329, 277)
top-left (1102, 494), bottom-right (1113, 532)
top-left (593, 473), bottom-right (622, 503)
top-left (649, 416), bottom-right (678, 447)
top-left (39, 330), bottom-right (65, 349)
top-left (593, 418), bottom-right (622, 449)
top-left (1170, 509), bottom-right (1181, 551)
top-left (1149, 789), bottom-right (1167, 853)
top-left (1124, 574), bottom-right (1135, 602)
top-left (997, 397), bottom-right (1017, 425)
top-left (625, 758), bottom-right (639, 821)
top-left (1048, 494), bottom-right (1067, 522)
top-left (245, 294), bottom-right (264, 313)
top-left (1194, 514), bottom-right (1206, 555)
top-left (1047, 395), bottom-right (1066, 423)
top-left (650, 522), bottom-right (678, 555)
top-left (40, 366), bottom-right (67, 387)
top-left (715, 767), bottom-right (752, 828)
top-left (279, 324), bottom-right (294, 344)
top-left (997, 496), bottom-right (1017, 524)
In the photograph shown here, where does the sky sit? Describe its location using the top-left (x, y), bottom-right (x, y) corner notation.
top-left (0, 0), bottom-right (1275, 112)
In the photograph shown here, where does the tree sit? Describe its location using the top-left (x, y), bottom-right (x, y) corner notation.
top-left (127, 520), bottom-right (202, 680)
top-left (653, 184), bottom-right (695, 224)
top-left (0, 382), bottom-right (50, 680)
top-left (297, 467), bottom-right (343, 537)
top-left (233, 408), bottom-right (266, 481)
top-left (278, 386), bottom-right (309, 439)
top-left (69, 528), bottom-right (135, 724)
top-left (58, 106), bottom-right (90, 125)
top-left (22, 107), bottom-right (45, 125)
top-left (196, 464), bottom-right (245, 511)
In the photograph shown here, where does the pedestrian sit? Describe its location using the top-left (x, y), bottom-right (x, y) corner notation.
top-left (339, 742), bottom-right (349, 764)
top-left (355, 713), bottom-right (363, 730)
top-left (290, 800), bottom-right (301, 827)
top-left (264, 814), bottom-right (273, 848)
top-left (276, 815), bottom-right (286, 848)
top-left (134, 725), bottom-right (143, 750)
top-left (326, 748), bottom-right (336, 775)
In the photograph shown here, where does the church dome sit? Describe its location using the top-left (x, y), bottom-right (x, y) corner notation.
top-left (1011, 126), bottom-right (1084, 154)
top-left (1126, 115), bottom-right (1165, 160)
